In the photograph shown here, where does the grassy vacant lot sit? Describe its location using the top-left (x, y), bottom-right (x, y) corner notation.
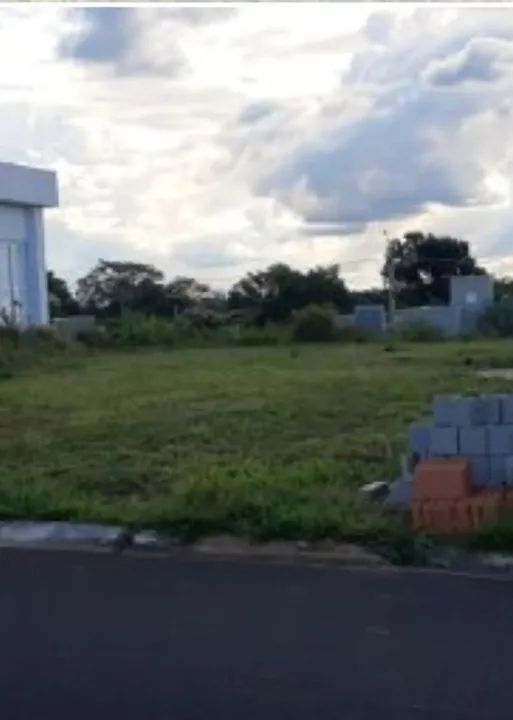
top-left (1, 340), bottom-right (513, 542)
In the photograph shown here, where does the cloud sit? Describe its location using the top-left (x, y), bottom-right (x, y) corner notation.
top-left (363, 12), bottom-right (395, 45)
top-left (169, 7), bottom-right (237, 26)
top-left (59, 8), bottom-right (184, 77)
top-left (424, 37), bottom-right (513, 86)
top-left (6, 4), bottom-right (513, 293)
top-left (238, 101), bottom-right (278, 125)
top-left (254, 14), bottom-right (513, 234)
top-left (259, 87), bottom-right (493, 228)
top-left (61, 8), bottom-right (133, 65)
top-left (172, 237), bottom-right (261, 270)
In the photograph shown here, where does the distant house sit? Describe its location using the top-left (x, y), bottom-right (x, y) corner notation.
top-left (0, 162), bottom-right (58, 325)
top-left (335, 274), bottom-right (495, 337)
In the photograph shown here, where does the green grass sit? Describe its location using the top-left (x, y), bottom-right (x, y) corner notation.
top-left (2, 339), bottom-right (513, 542)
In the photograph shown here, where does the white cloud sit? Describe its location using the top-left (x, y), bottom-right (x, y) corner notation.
top-left (3, 5), bottom-right (513, 291)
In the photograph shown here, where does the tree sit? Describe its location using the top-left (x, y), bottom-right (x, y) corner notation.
top-left (303, 265), bottom-right (352, 311)
top-left (228, 263), bottom-right (351, 324)
top-left (383, 231), bottom-right (484, 306)
top-left (76, 260), bottom-right (164, 316)
top-left (165, 277), bottom-right (216, 316)
top-left (228, 264), bottom-right (300, 323)
top-left (349, 288), bottom-right (386, 307)
top-left (47, 271), bottom-right (79, 318)
top-left (494, 277), bottom-right (513, 303)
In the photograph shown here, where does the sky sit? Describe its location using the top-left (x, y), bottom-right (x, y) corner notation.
top-left (2, 3), bottom-right (513, 290)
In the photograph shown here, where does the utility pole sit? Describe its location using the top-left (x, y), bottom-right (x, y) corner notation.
top-left (384, 229), bottom-right (396, 328)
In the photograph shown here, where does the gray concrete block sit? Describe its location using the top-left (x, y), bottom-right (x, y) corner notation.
top-left (459, 427), bottom-right (488, 455)
top-left (488, 455), bottom-right (513, 488)
top-left (457, 397), bottom-right (486, 427)
top-left (506, 457), bottom-right (513, 486)
top-left (470, 456), bottom-right (490, 488)
top-left (488, 425), bottom-right (513, 455)
top-left (407, 423), bottom-right (431, 458)
top-left (384, 478), bottom-right (412, 510)
top-left (433, 395), bottom-right (484, 427)
top-left (429, 427), bottom-right (459, 455)
top-left (487, 456), bottom-right (513, 488)
top-left (489, 456), bottom-right (507, 488)
top-left (400, 455), bottom-right (413, 481)
top-left (501, 396), bottom-right (513, 424)
top-left (433, 395), bottom-right (460, 427)
top-left (478, 395), bottom-right (502, 425)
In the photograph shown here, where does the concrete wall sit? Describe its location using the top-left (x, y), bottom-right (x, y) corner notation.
top-left (394, 306), bottom-right (461, 336)
top-left (335, 274), bottom-right (495, 337)
top-left (0, 205), bottom-right (24, 239)
top-left (333, 313), bottom-right (353, 329)
top-left (0, 163), bottom-right (58, 325)
top-left (354, 305), bottom-right (387, 333)
top-left (53, 316), bottom-right (96, 341)
top-left (0, 162), bottom-right (58, 207)
top-left (451, 274), bottom-right (493, 311)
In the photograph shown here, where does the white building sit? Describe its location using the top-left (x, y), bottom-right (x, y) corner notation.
top-left (0, 162), bottom-right (58, 326)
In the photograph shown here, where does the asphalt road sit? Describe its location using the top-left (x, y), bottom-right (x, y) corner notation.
top-left (1, 549), bottom-right (513, 720)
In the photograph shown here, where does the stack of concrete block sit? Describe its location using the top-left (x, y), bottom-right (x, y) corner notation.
top-left (407, 394), bottom-right (513, 489)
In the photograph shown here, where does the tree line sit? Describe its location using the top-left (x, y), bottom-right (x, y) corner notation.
top-left (48, 231), bottom-right (506, 324)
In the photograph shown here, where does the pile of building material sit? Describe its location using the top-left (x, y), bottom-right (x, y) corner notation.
top-left (410, 394), bottom-right (513, 487)
top-left (387, 394), bottom-right (513, 533)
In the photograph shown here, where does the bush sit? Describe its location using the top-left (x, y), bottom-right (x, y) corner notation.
top-left (20, 326), bottom-right (65, 351)
top-left (396, 321), bottom-right (445, 343)
top-left (478, 301), bottom-right (513, 338)
top-left (468, 515), bottom-right (513, 552)
top-left (77, 327), bottom-right (112, 349)
top-left (335, 325), bottom-right (375, 344)
top-left (0, 325), bottom-right (20, 349)
top-left (234, 325), bottom-right (283, 347)
top-left (110, 314), bottom-right (176, 347)
top-left (0, 324), bottom-right (75, 381)
top-left (292, 305), bottom-right (335, 343)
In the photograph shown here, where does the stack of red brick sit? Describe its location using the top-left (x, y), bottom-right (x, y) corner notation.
top-left (412, 458), bottom-right (513, 534)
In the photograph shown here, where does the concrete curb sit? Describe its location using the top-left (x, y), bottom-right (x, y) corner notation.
top-left (0, 523), bottom-right (389, 568)
top-left (2, 521), bottom-right (513, 574)
top-left (0, 522), bottom-right (126, 547)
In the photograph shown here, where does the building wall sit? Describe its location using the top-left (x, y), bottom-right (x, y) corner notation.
top-left (393, 306), bottom-right (461, 336)
top-left (0, 162), bottom-right (58, 208)
top-left (0, 205), bottom-right (49, 325)
top-left (0, 163), bottom-right (57, 326)
top-left (0, 205), bottom-right (24, 239)
top-left (450, 275), bottom-right (494, 311)
top-left (354, 305), bottom-right (387, 333)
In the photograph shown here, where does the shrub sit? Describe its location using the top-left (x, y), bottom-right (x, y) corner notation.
top-left (292, 305), bottom-right (335, 343)
top-left (396, 321), bottom-right (445, 343)
top-left (77, 327), bottom-right (112, 349)
top-left (234, 325), bottom-right (283, 347)
top-left (0, 325), bottom-right (20, 349)
top-left (0, 324), bottom-right (75, 381)
top-left (478, 301), bottom-right (513, 338)
top-left (335, 325), bottom-right (375, 344)
top-left (110, 314), bottom-right (176, 347)
top-left (20, 326), bottom-right (65, 351)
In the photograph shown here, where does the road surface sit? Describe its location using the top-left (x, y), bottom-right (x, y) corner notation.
top-left (0, 548), bottom-right (512, 719)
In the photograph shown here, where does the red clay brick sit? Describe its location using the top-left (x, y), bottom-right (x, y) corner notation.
top-left (413, 491), bottom-right (505, 535)
top-left (413, 499), bottom-right (464, 533)
top-left (413, 458), bottom-right (471, 501)
top-left (470, 492), bottom-right (501, 526)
